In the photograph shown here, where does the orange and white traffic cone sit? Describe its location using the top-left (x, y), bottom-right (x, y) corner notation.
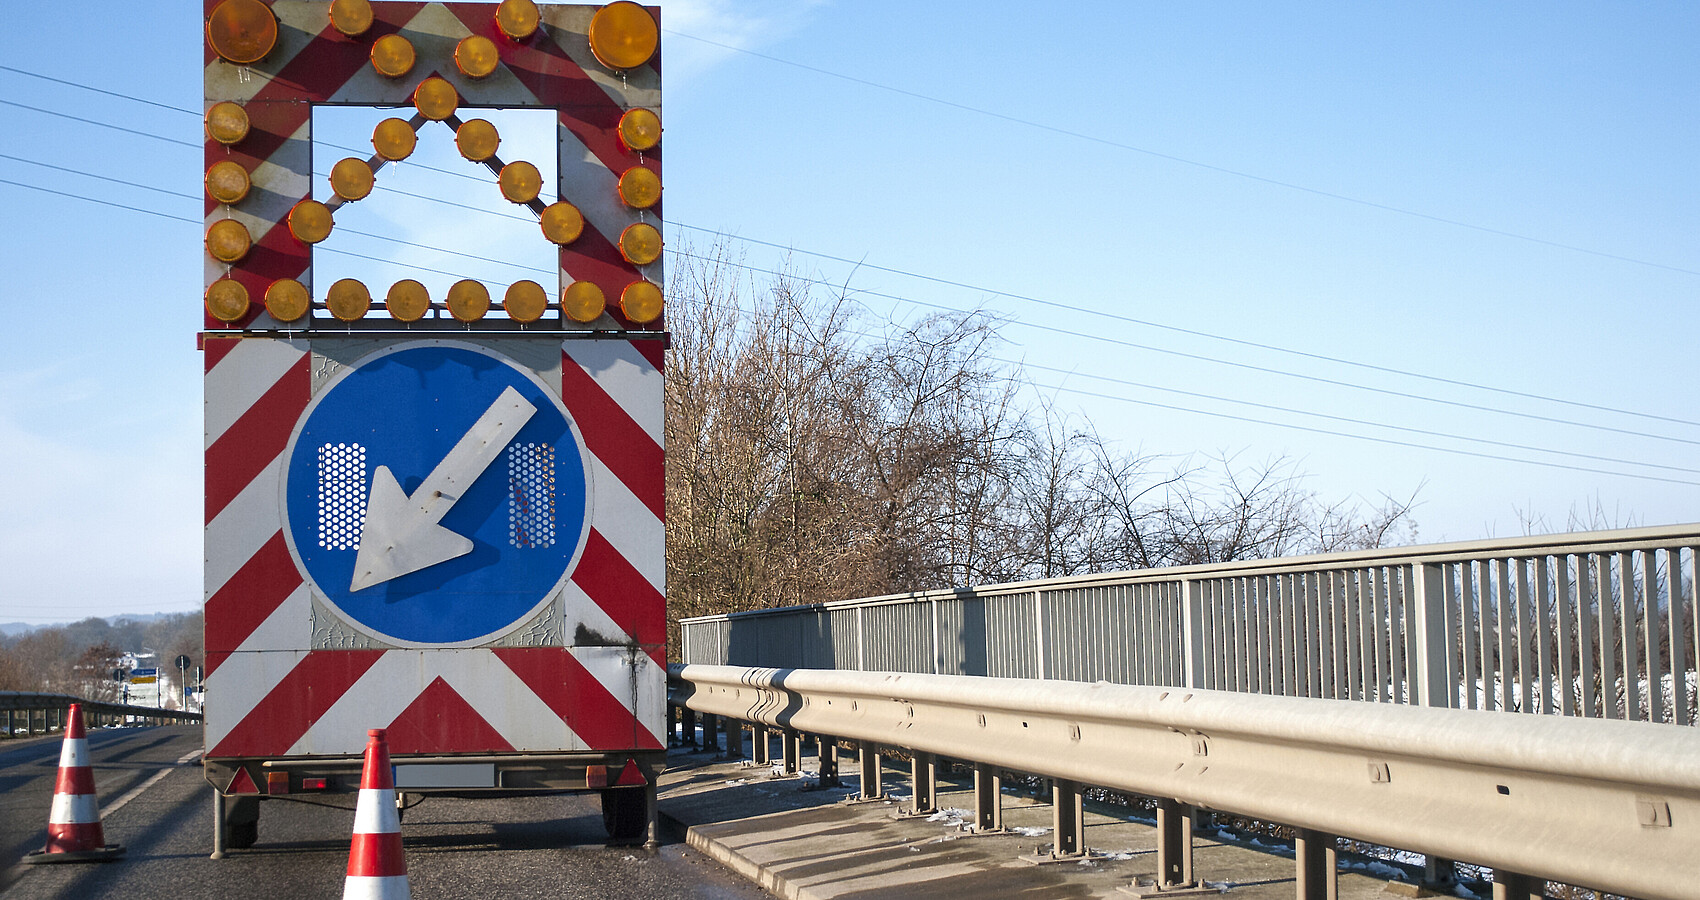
top-left (343, 728), bottom-right (409, 900)
top-left (25, 703), bottom-right (124, 863)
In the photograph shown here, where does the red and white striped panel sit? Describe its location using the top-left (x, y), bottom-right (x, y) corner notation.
top-left (204, 1), bottom-right (661, 331)
top-left (204, 336), bottom-right (665, 758)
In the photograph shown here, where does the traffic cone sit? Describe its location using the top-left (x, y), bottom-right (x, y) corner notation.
top-left (25, 703), bottom-right (124, 863)
top-left (343, 728), bottom-right (409, 900)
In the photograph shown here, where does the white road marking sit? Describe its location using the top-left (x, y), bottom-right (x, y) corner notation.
top-left (103, 749), bottom-right (202, 817)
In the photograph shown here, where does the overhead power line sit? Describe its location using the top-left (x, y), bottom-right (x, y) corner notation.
top-left (6, 65), bottom-right (1696, 436)
top-left (3, 169), bottom-right (1694, 488)
top-left (662, 29), bottom-right (1700, 280)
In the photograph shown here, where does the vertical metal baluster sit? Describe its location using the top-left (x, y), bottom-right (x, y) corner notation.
top-left (1460, 561), bottom-right (1481, 709)
top-left (1443, 562), bottom-right (1462, 709)
top-left (1349, 570), bottom-right (1367, 701)
top-left (1555, 554), bottom-right (1577, 717)
top-left (1575, 555), bottom-right (1598, 717)
top-left (1535, 556), bottom-right (1555, 714)
top-left (1310, 573), bottom-right (1326, 699)
top-left (1279, 574), bottom-right (1296, 697)
top-left (1642, 550), bottom-right (1666, 723)
top-left (1598, 555), bottom-right (1620, 719)
top-left (1514, 558), bottom-right (1535, 715)
top-left (1371, 566), bottom-right (1389, 703)
top-left (1495, 558), bottom-right (1516, 711)
top-left (1619, 551), bottom-right (1641, 721)
top-left (1389, 565), bottom-right (1407, 704)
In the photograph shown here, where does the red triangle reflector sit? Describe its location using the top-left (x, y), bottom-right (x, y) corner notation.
top-left (227, 767), bottom-right (260, 795)
top-left (615, 759), bottom-right (646, 786)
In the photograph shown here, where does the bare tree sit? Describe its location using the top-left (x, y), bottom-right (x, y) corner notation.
top-left (661, 241), bottom-right (1421, 649)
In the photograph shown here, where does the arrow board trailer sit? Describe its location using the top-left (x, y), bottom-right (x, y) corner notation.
top-left (202, 336), bottom-right (667, 848)
top-left (199, 0), bottom-right (667, 854)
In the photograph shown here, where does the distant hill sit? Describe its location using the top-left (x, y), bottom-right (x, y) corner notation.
top-left (1, 611), bottom-right (182, 638)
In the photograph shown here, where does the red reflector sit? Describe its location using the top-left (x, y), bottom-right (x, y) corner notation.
top-left (586, 764), bottom-right (608, 788)
top-left (227, 767), bottom-right (260, 795)
top-left (615, 759), bottom-right (646, 786)
top-left (301, 776), bottom-right (328, 790)
top-left (266, 771), bottom-right (290, 795)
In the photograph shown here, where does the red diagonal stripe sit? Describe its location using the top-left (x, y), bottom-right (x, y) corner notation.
top-left (630, 337), bottom-right (665, 373)
top-left (209, 650), bottom-right (387, 758)
top-left (573, 529), bottom-right (665, 651)
top-left (204, 532), bottom-right (303, 668)
top-left (205, 355), bottom-right (308, 522)
top-left (560, 351), bottom-right (663, 519)
top-left (493, 648), bottom-right (661, 751)
top-left (204, 335), bottom-right (241, 372)
top-left (384, 677), bottom-right (515, 754)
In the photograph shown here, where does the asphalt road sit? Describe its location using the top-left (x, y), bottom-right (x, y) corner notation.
top-left (0, 726), bottom-right (768, 900)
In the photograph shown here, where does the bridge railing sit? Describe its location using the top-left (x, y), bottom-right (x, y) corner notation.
top-left (0, 691), bottom-right (201, 736)
top-left (669, 664), bottom-right (1700, 900)
top-left (678, 523), bottom-right (1700, 724)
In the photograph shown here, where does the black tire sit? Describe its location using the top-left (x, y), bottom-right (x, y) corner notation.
top-left (224, 795), bottom-right (260, 850)
top-left (226, 820), bottom-right (258, 850)
top-left (600, 788), bottom-right (647, 844)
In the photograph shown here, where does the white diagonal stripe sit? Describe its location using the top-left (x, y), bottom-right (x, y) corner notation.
top-left (204, 455), bottom-right (286, 600)
top-left (563, 340), bottom-right (662, 444)
top-left (585, 456), bottom-right (663, 590)
top-left (573, 646), bottom-right (664, 745)
top-left (206, 338), bottom-right (307, 448)
top-left (236, 583), bottom-right (312, 653)
top-left (204, 650), bottom-right (310, 753)
top-left (563, 581), bottom-right (634, 649)
top-left (291, 650), bottom-right (584, 755)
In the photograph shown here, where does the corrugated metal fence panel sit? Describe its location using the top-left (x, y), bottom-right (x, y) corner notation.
top-left (861, 603), bottom-right (933, 673)
top-left (675, 527), bottom-right (1700, 725)
top-left (680, 619), bottom-right (730, 666)
top-left (827, 607), bottom-right (862, 670)
top-left (984, 592), bottom-right (1040, 679)
top-left (934, 597), bottom-right (987, 676)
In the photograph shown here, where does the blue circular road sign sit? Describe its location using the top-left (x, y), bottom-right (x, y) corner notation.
top-left (283, 342), bottom-right (589, 646)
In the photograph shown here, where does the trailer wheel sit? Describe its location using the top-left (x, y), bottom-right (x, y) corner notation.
top-left (227, 820), bottom-right (259, 849)
top-left (600, 788), bottom-right (646, 843)
top-left (224, 796), bottom-right (261, 850)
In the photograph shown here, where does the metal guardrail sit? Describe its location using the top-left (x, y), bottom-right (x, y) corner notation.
top-left (669, 664), bottom-right (1700, 900)
top-left (0, 691), bottom-right (201, 736)
top-left (678, 524), bottom-right (1700, 725)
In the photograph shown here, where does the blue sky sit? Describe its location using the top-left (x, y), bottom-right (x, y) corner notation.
top-left (2, 2), bottom-right (1697, 623)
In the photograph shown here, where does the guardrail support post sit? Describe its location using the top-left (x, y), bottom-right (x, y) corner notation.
top-left (724, 720), bottom-right (744, 760)
top-left (974, 763), bottom-right (1003, 832)
top-left (1492, 871), bottom-right (1544, 900)
top-left (752, 724), bottom-right (772, 765)
top-left (1294, 829), bottom-right (1337, 900)
top-left (700, 713), bottom-right (720, 752)
top-left (909, 752), bottom-right (938, 816)
top-left (817, 736), bottom-right (840, 787)
top-left (782, 730), bottom-right (801, 775)
top-left (681, 706), bottom-right (698, 749)
top-left (857, 743), bottom-right (884, 800)
top-left (1156, 799), bottom-right (1197, 889)
top-left (1052, 778), bottom-right (1085, 858)
top-left (1423, 856), bottom-right (1458, 892)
